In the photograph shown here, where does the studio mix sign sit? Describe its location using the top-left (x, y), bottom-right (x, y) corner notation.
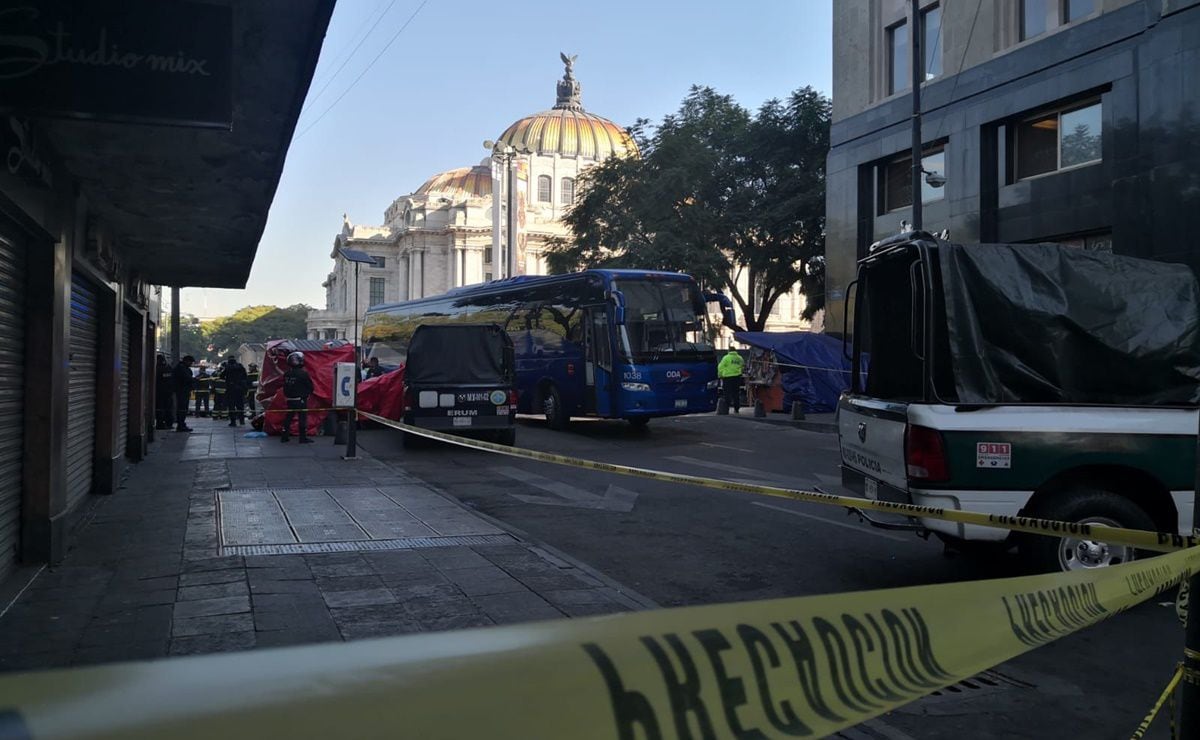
top-left (0, 0), bottom-right (233, 128)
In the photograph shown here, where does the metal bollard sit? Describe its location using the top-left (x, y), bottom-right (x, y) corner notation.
top-left (791, 401), bottom-right (806, 421)
top-left (754, 400), bottom-right (766, 418)
top-left (716, 398), bottom-right (729, 415)
top-left (334, 419), bottom-right (348, 445)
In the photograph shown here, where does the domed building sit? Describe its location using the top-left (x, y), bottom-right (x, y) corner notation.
top-left (307, 55), bottom-right (815, 344)
top-left (307, 55), bottom-right (637, 343)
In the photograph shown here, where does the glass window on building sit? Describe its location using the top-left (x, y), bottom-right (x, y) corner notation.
top-left (369, 277), bottom-right (385, 307)
top-left (1053, 230), bottom-right (1112, 253)
top-left (561, 177), bottom-right (575, 204)
top-left (537, 175), bottom-right (552, 203)
top-left (372, 256), bottom-right (386, 269)
top-left (484, 248), bottom-right (493, 264)
top-left (485, 272), bottom-right (493, 282)
top-left (888, 20), bottom-right (908, 95)
top-left (922, 5), bottom-right (942, 80)
top-left (879, 146), bottom-right (946, 213)
top-left (1022, 0), bottom-right (1094, 40)
top-left (1015, 100), bottom-right (1101, 179)
top-left (1065, 0), bottom-right (1095, 22)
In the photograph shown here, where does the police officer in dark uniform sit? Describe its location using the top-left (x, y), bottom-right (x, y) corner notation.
top-left (281, 351), bottom-right (314, 444)
top-left (220, 356), bottom-right (249, 427)
top-left (172, 355), bottom-right (196, 432)
top-left (155, 354), bottom-right (175, 429)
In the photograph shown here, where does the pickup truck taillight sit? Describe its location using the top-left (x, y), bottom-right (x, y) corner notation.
top-left (905, 425), bottom-right (949, 482)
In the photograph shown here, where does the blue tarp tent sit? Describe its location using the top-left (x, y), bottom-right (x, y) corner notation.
top-left (733, 331), bottom-right (865, 413)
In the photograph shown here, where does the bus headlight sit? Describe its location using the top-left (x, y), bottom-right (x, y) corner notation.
top-left (706, 379), bottom-right (720, 390)
top-left (621, 382), bottom-right (651, 392)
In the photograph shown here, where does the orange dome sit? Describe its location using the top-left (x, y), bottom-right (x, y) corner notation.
top-left (415, 165), bottom-right (492, 199)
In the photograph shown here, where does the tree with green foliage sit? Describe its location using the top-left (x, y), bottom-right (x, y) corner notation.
top-left (546, 85), bottom-right (829, 331)
top-left (205, 304), bottom-right (311, 359)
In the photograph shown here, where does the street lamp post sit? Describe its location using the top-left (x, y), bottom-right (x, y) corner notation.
top-left (483, 140), bottom-right (531, 279)
top-left (337, 248), bottom-right (377, 460)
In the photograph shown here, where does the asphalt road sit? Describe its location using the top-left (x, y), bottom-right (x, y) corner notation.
top-left (358, 412), bottom-right (1183, 739)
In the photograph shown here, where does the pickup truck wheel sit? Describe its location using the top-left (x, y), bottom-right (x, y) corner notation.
top-left (1019, 489), bottom-right (1155, 574)
top-left (543, 385), bottom-right (569, 430)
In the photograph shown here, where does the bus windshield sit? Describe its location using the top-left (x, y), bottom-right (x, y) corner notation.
top-left (613, 279), bottom-right (714, 362)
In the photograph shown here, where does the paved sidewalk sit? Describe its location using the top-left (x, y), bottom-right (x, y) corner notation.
top-left (0, 418), bottom-right (649, 672)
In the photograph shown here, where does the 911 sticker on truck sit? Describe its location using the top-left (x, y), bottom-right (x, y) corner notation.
top-left (977, 442), bottom-right (1012, 469)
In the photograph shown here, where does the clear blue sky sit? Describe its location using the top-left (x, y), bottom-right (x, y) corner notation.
top-left (179, 0), bottom-right (833, 318)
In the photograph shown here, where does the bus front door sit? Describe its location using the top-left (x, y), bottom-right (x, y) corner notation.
top-left (585, 307), bottom-right (614, 416)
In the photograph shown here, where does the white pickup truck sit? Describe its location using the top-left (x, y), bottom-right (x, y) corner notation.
top-left (838, 233), bottom-right (1198, 573)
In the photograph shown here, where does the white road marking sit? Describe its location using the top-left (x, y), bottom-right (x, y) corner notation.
top-left (495, 466), bottom-right (639, 512)
top-left (752, 501), bottom-right (912, 542)
top-left (699, 442), bottom-right (754, 453)
top-left (666, 455), bottom-right (802, 485)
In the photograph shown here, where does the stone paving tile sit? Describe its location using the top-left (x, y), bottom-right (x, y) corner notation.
top-left (418, 613), bottom-right (495, 632)
top-left (509, 572), bottom-right (596, 592)
top-left (255, 625), bottom-right (341, 648)
top-left (308, 561), bottom-right (375, 578)
top-left (540, 589), bottom-right (620, 607)
top-left (95, 589), bottom-right (178, 614)
top-left (248, 577), bottom-right (322, 597)
top-left (378, 570), bottom-right (451, 590)
top-left (402, 594), bottom-right (483, 622)
top-left (253, 604), bottom-right (337, 633)
top-left (314, 575), bottom-right (387, 592)
top-left (183, 556), bottom-right (245, 573)
top-left (73, 641), bottom-right (168, 666)
top-left (391, 582), bottom-right (462, 604)
top-left (79, 605), bottom-right (172, 647)
top-left (322, 588), bottom-right (398, 609)
top-left (246, 564), bottom-right (311, 582)
top-left (178, 581), bottom-right (249, 602)
top-left (470, 591), bottom-right (563, 625)
top-left (0, 651), bottom-right (74, 672)
top-left (169, 631), bottom-right (256, 656)
top-left (557, 602), bottom-right (632, 618)
top-left (362, 551), bottom-right (428, 575)
top-left (420, 547), bottom-right (492, 570)
top-left (173, 595), bottom-right (251, 619)
top-left (172, 613), bottom-right (254, 638)
top-left (178, 570), bottom-right (246, 588)
top-left (442, 567), bottom-right (529, 597)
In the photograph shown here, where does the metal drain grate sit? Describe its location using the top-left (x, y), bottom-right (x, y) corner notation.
top-left (906, 669), bottom-right (1034, 707)
top-left (221, 532), bottom-right (519, 556)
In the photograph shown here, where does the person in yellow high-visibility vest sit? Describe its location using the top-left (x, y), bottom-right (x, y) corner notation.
top-left (717, 347), bottom-right (745, 413)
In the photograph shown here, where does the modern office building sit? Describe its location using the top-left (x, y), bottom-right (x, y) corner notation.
top-left (825, 0), bottom-right (1200, 331)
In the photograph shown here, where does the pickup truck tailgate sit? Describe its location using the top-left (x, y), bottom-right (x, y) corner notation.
top-left (838, 396), bottom-right (909, 492)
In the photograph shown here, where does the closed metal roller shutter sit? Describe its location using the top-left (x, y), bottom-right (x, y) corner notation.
top-left (0, 234), bottom-right (26, 582)
top-left (67, 276), bottom-right (99, 512)
top-left (118, 315), bottom-right (130, 455)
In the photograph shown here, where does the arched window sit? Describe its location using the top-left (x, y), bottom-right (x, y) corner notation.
top-left (561, 177), bottom-right (575, 204)
top-left (537, 175), bottom-right (552, 203)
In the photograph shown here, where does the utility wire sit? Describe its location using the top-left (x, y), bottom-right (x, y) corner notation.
top-left (302, 0), bottom-right (401, 114)
top-left (931, 0), bottom-right (983, 143)
top-left (295, 0), bottom-right (430, 141)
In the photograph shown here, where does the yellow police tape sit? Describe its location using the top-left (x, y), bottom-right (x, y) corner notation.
top-left (1130, 664), bottom-right (1182, 739)
top-left (358, 412), bottom-right (1198, 553)
top-left (0, 544), bottom-right (1195, 739)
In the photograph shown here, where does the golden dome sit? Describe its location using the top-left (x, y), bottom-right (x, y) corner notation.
top-left (497, 109), bottom-right (637, 160)
top-left (415, 165), bottom-right (492, 199)
top-left (495, 54), bottom-right (638, 160)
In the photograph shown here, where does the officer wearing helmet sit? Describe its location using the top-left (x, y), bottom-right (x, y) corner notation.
top-left (281, 351), bottom-right (314, 443)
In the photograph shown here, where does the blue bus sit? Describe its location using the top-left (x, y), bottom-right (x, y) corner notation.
top-left (361, 269), bottom-right (737, 429)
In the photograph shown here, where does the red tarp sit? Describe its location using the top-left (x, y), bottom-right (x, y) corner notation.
top-left (258, 339), bottom-right (355, 437)
top-left (356, 367), bottom-right (406, 421)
